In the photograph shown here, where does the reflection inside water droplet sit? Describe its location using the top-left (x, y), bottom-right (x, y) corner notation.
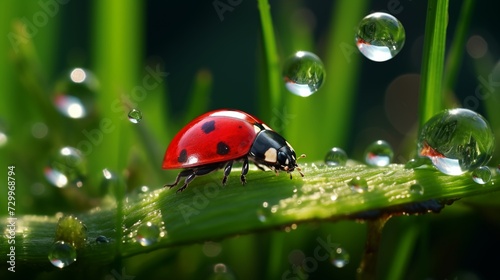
top-left (136, 222), bottom-right (160, 246)
top-left (325, 147), bottom-right (348, 167)
top-left (472, 166), bottom-right (492, 185)
top-left (355, 12), bottom-right (406, 62)
top-left (283, 51), bottom-right (325, 97)
top-left (364, 140), bottom-right (393, 167)
top-left (348, 176), bottom-right (368, 193)
top-left (128, 109), bottom-right (143, 123)
top-left (48, 241), bottom-right (77, 268)
top-left (417, 108), bottom-right (495, 175)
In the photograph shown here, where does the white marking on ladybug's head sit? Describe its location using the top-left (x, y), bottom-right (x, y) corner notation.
top-left (262, 123), bottom-right (272, 130)
top-left (253, 124), bottom-right (263, 134)
top-left (285, 158), bottom-right (289, 165)
top-left (264, 148), bottom-right (277, 163)
top-left (285, 141), bottom-right (295, 151)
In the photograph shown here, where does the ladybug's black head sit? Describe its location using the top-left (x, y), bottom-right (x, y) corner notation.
top-left (249, 130), bottom-right (305, 177)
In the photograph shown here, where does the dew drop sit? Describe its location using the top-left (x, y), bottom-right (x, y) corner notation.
top-left (283, 51), bottom-right (325, 97)
top-left (44, 147), bottom-right (86, 188)
top-left (136, 222), bottom-right (160, 246)
top-left (355, 12), bottom-right (406, 62)
top-left (404, 157), bottom-right (429, 169)
top-left (325, 147), bottom-right (348, 167)
top-left (331, 246), bottom-right (350, 268)
top-left (96, 235), bottom-right (110, 243)
top-left (48, 241), bottom-right (77, 268)
top-left (128, 109), bottom-right (143, 124)
top-left (364, 140), bottom-right (394, 167)
top-left (417, 108), bottom-right (495, 175)
top-left (472, 166), bottom-right (492, 185)
top-left (348, 176), bottom-right (368, 193)
top-left (257, 202), bottom-right (270, 223)
top-left (52, 68), bottom-right (99, 119)
top-left (208, 263), bottom-right (236, 280)
top-left (409, 184), bottom-right (424, 195)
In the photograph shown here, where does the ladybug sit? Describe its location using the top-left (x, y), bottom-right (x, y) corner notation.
top-left (163, 109), bottom-right (304, 192)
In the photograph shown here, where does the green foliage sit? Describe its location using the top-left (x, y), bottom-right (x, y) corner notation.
top-left (1, 0), bottom-right (499, 279)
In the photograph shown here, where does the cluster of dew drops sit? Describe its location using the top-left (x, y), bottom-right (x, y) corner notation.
top-left (282, 12), bottom-right (405, 97)
top-left (320, 107), bottom-right (497, 198)
top-left (281, 11), bottom-right (497, 186)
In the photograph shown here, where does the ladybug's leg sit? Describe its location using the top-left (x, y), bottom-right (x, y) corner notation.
top-left (240, 157), bottom-right (249, 185)
top-left (222, 161), bottom-right (233, 185)
top-left (253, 162), bottom-right (267, 172)
top-left (164, 169), bottom-right (193, 189)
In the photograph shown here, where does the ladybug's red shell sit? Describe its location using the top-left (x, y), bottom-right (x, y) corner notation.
top-left (163, 110), bottom-right (265, 169)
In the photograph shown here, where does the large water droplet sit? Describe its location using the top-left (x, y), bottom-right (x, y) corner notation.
top-left (364, 140), bottom-right (394, 167)
top-left (472, 166), bottom-right (492, 185)
top-left (331, 246), bottom-right (350, 268)
top-left (48, 241), bottom-right (77, 268)
top-left (128, 109), bottom-right (143, 124)
top-left (418, 108), bottom-right (495, 175)
top-left (136, 222), bottom-right (160, 246)
top-left (355, 12), bottom-right (406, 62)
top-left (53, 68), bottom-right (99, 119)
top-left (348, 176), bottom-right (368, 193)
top-left (44, 147), bottom-right (86, 188)
top-left (283, 51), bottom-right (325, 97)
top-left (325, 147), bottom-right (348, 167)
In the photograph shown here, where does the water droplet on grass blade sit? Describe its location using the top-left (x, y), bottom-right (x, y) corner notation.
top-left (409, 184), bottom-right (424, 195)
top-left (348, 176), bottom-right (368, 193)
top-left (128, 109), bottom-right (143, 123)
top-left (325, 147), bottom-right (347, 166)
top-left (364, 140), bottom-right (393, 166)
top-left (48, 241), bottom-right (77, 268)
top-left (355, 12), bottom-right (405, 62)
top-left (472, 166), bottom-right (492, 185)
top-left (418, 108), bottom-right (495, 175)
top-left (136, 222), bottom-right (160, 246)
top-left (96, 235), bottom-right (110, 243)
top-left (283, 51), bottom-right (325, 97)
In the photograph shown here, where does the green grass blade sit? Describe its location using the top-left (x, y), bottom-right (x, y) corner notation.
top-left (257, 0), bottom-right (282, 121)
top-left (443, 0), bottom-right (475, 105)
top-left (4, 163), bottom-right (499, 267)
top-left (419, 0), bottom-right (449, 126)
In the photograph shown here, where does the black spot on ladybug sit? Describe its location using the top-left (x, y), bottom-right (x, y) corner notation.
top-left (201, 120), bottom-right (216, 134)
top-left (177, 149), bottom-right (188, 163)
top-left (217, 142), bottom-right (230, 155)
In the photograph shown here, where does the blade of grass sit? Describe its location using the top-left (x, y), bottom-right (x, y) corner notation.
top-left (4, 163), bottom-right (500, 267)
top-left (418, 0), bottom-right (449, 126)
top-left (257, 0), bottom-right (281, 122)
top-left (443, 0), bottom-right (475, 106)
